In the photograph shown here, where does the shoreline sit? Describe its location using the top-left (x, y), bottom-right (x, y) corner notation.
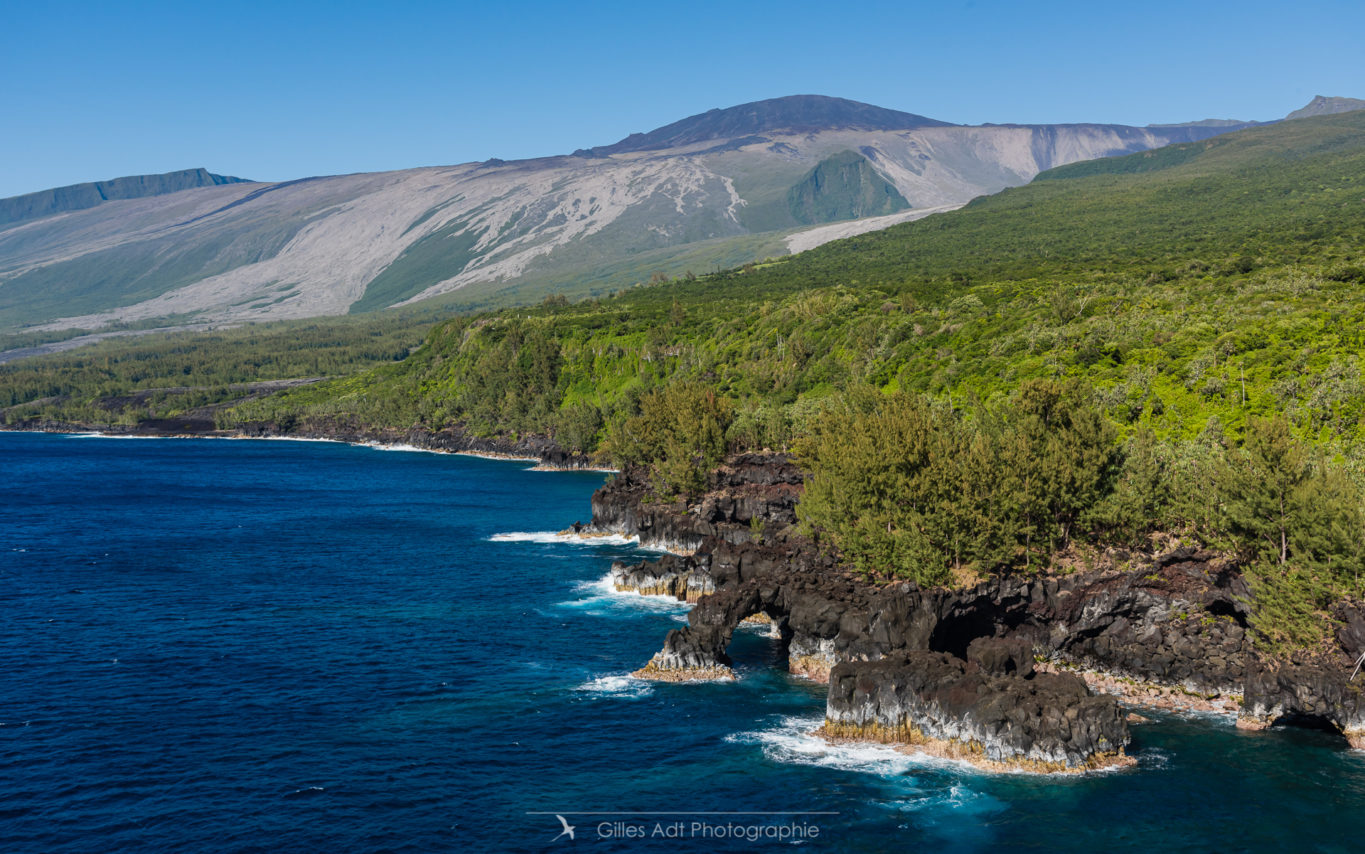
top-left (0, 423), bottom-right (604, 473)
top-left (584, 576), bottom-right (1248, 720)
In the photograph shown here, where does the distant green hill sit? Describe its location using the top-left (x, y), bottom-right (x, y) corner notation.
top-left (786, 150), bottom-right (910, 225)
top-left (1285, 95), bottom-right (1365, 120)
top-left (723, 110), bottom-right (1365, 297)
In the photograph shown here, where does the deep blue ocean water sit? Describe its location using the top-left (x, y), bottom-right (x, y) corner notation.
top-left (3, 431), bottom-right (1365, 852)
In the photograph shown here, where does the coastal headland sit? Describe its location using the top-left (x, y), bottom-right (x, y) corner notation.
top-left (595, 452), bottom-right (1365, 771)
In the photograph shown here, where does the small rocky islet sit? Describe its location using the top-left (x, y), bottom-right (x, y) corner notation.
top-left (592, 452), bottom-right (1365, 773)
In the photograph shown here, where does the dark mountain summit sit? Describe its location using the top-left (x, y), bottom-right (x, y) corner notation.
top-left (595, 95), bottom-right (952, 154)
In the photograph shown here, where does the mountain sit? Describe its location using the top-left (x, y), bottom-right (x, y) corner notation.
top-left (0, 96), bottom-right (1266, 332)
top-left (0, 168), bottom-right (248, 228)
top-left (1285, 95), bottom-right (1365, 120)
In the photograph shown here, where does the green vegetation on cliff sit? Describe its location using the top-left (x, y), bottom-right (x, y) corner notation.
top-left (795, 384), bottom-right (1363, 651)
top-left (796, 381), bottom-right (1121, 585)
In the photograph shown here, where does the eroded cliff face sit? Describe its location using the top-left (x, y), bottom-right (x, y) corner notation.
top-left (594, 454), bottom-right (1365, 767)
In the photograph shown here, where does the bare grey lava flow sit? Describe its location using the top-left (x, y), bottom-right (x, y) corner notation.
top-left (589, 453), bottom-right (1365, 773)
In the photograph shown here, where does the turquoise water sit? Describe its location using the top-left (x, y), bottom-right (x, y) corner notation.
top-left (2, 431), bottom-right (1364, 852)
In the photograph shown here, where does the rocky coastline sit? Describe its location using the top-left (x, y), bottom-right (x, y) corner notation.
top-left (15, 420), bottom-right (1362, 765)
top-left (595, 453), bottom-right (1365, 771)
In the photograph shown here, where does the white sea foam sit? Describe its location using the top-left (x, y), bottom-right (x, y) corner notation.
top-left (1138, 747), bottom-right (1172, 770)
top-left (728, 714), bottom-right (1115, 779)
top-left (883, 782), bottom-right (1004, 818)
top-left (1167, 707), bottom-right (1238, 725)
top-left (64, 432), bottom-right (163, 439)
top-left (286, 786), bottom-right (326, 796)
top-left (488, 531), bottom-right (640, 547)
top-left (727, 715), bottom-right (925, 778)
top-left (576, 674), bottom-right (654, 699)
top-left (360, 442), bottom-right (445, 454)
top-left (558, 575), bottom-right (691, 616)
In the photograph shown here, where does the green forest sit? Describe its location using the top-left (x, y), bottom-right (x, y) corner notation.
top-left (5, 111), bottom-right (1365, 650)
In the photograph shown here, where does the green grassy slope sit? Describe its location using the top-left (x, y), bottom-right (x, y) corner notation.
top-left (722, 111), bottom-right (1365, 293)
top-left (786, 150), bottom-right (910, 225)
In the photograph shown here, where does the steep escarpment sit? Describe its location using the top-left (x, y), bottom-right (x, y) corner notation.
top-left (0, 168), bottom-right (249, 227)
top-left (595, 454), bottom-right (1365, 768)
top-left (2, 95), bottom-right (1267, 332)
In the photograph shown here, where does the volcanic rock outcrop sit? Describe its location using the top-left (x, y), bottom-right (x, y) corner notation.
top-left (823, 645), bottom-right (1131, 771)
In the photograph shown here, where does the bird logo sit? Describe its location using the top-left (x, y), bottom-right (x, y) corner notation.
top-left (553, 814), bottom-right (576, 841)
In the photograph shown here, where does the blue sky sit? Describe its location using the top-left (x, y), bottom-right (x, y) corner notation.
top-left (2, 0), bottom-right (1362, 198)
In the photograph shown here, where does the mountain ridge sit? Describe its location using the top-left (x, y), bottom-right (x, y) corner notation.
top-left (0, 168), bottom-right (250, 228)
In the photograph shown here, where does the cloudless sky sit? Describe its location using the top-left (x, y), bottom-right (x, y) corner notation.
top-left (2, 0), bottom-right (1362, 198)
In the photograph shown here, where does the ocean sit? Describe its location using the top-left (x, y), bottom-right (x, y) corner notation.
top-left (2, 431), bottom-right (1364, 852)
